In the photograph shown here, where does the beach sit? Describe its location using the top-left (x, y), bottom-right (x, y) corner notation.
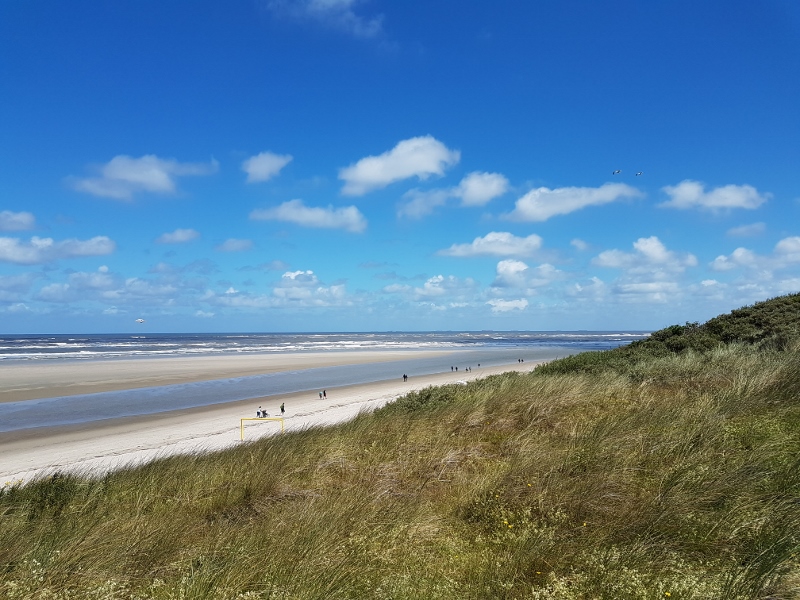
top-left (0, 351), bottom-right (540, 486)
top-left (0, 350), bottom-right (454, 403)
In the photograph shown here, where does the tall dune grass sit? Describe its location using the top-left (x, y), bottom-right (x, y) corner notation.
top-left (1, 342), bottom-right (798, 599)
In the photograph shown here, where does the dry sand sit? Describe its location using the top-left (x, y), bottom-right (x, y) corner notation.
top-left (0, 352), bottom-right (538, 486)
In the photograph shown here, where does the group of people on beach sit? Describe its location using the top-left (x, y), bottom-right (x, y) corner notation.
top-left (256, 402), bottom-right (284, 418)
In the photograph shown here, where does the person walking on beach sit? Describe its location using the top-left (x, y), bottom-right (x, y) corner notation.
top-left (323, 389), bottom-right (327, 398)
top-left (280, 402), bottom-right (285, 416)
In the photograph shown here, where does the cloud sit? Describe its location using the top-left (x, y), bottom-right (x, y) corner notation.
top-left (209, 269), bottom-right (349, 309)
top-left (397, 189), bottom-right (450, 219)
top-left (242, 151), bottom-right (292, 183)
top-left (568, 276), bottom-right (607, 300)
top-left (157, 228), bottom-right (200, 244)
top-left (66, 268), bottom-right (118, 290)
top-left (660, 180), bottom-right (770, 210)
top-left (0, 273), bottom-right (37, 301)
top-left (591, 237), bottom-right (698, 304)
top-left (505, 183), bottom-right (642, 222)
top-left (412, 275), bottom-right (477, 300)
top-left (491, 260), bottom-right (562, 290)
top-left (398, 171), bottom-right (509, 218)
top-left (123, 277), bottom-right (178, 298)
top-left (711, 236), bottom-right (800, 272)
top-left (382, 274), bottom-right (479, 304)
top-left (438, 232), bottom-right (543, 258)
top-left (0, 235), bottom-right (115, 265)
top-left (593, 236), bottom-right (697, 274)
top-left (339, 136), bottom-right (460, 195)
top-left (613, 281), bottom-right (680, 302)
top-left (216, 238), bottom-right (254, 252)
top-left (453, 171), bottom-right (509, 206)
top-left (775, 236), bottom-right (800, 264)
top-left (37, 267), bottom-right (120, 303)
top-left (710, 247), bottom-right (758, 271)
top-left (486, 298), bottom-right (528, 313)
top-left (70, 155), bottom-right (218, 200)
top-left (250, 199), bottom-right (367, 233)
top-left (727, 222), bottom-right (766, 237)
top-left (267, 0), bottom-right (384, 38)
top-left (571, 239), bottom-right (588, 251)
top-left (0, 210), bottom-right (35, 231)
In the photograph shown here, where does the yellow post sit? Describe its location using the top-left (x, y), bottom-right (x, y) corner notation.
top-left (240, 417), bottom-right (285, 440)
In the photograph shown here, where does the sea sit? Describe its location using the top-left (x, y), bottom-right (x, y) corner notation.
top-left (0, 331), bottom-right (648, 433)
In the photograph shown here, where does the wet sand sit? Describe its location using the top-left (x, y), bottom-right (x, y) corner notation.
top-left (0, 350), bottom-right (452, 403)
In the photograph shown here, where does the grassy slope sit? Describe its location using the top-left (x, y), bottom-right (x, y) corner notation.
top-left (1, 295), bottom-right (799, 599)
top-left (535, 293), bottom-right (800, 377)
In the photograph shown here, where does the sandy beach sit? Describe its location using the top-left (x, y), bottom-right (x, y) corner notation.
top-left (0, 352), bottom-right (538, 486)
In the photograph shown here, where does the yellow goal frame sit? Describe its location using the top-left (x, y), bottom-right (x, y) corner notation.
top-left (240, 417), bottom-right (285, 440)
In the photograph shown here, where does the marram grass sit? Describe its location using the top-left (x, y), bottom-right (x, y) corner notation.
top-left (1, 342), bottom-right (799, 599)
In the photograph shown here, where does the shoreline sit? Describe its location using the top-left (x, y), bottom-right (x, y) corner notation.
top-left (0, 354), bottom-right (544, 485)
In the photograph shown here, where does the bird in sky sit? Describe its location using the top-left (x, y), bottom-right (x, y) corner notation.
top-left (136, 318), bottom-right (145, 323)
top-left (635, 171), bottom-right (643, 176)
top-left (612, 170), bottom-right (621, 175)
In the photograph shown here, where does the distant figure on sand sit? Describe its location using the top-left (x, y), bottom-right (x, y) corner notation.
top-left (280, 402), bottom-right (285, 416)
top-left (319, 391), bottom-right (323, 399)
top-left (403, 374), bottom-right (407, 382)
top-left (323, 389), bottom-right (327, 398)
top-left (257, 406), bottom-right (263, 418)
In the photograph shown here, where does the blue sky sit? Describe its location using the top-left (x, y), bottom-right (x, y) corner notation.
top-left (2, 0), bottom-right (799, 333)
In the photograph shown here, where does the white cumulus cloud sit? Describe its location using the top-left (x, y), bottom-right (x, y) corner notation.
top-left (0, 210), bottom-right (36, 231)
top-left (594, 236), bottom-right (697, 273)
top-left (242, 151), bottom-right (292, 183)
top-left (398, 171), bottom-right (508, 218)
top-left (506, 183), bottom-right (642, 222)
top-left (710, 247), bottom-right (758, 271)
top-left (339, 136), bottom-right (460, 196)
top-left (250, 199), bottom-right (366, 233)
top-left (157, 228), bottom-right (200, 244)
top-left (492, 260), bottom-right (562, 290)
top-left (70, 154), bottom-right (218, 200)
top-left (486, 298), bottom-right (528, 313)
top-left (712, 236), bottom-right (800, 272)
top-left (660, 180), bottom-right (770, 210)
top-left (438, 232), bottom-right (543, 258)
top-left (0, 236), bottom-right (115, 265)
top-left (264, 269), bottom-right (348, 306)
top-left (775, 236), bottom-right (800, 262)
top-left (453, 171), bottom-right (509, 206)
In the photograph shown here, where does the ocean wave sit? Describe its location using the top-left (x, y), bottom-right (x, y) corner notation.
top-left (0, 331), bottom-right (649, 361)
